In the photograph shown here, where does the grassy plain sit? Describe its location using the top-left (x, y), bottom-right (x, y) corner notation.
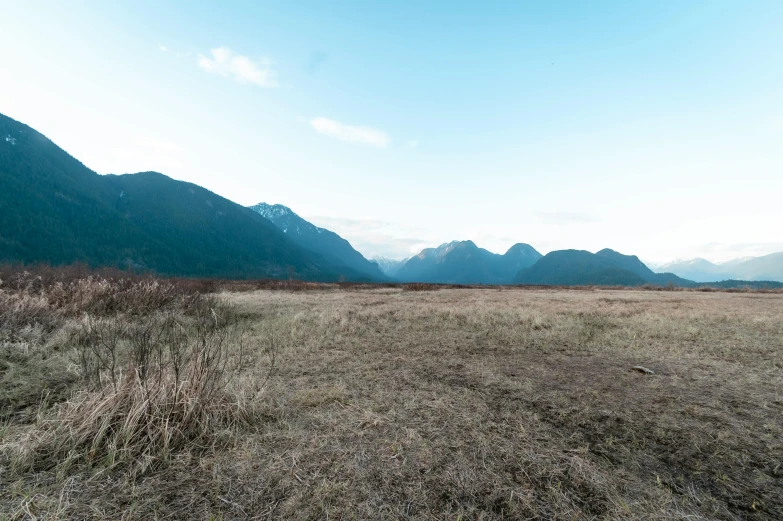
top-left (2, 278), bottom-right (782, 519)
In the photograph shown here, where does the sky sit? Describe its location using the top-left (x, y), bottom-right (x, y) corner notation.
top-left (1, 1), bottom-right (782, 263)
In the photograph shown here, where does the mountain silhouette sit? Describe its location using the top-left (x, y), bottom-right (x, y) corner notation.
top-left (396, 240), bottom-right (541, 284)
top-left (658, 254), bottom-right (783, 282)
top-left (515, 250), bottom-right (648, 286)
top-left (372, 256), bottom-right (409, 277)
top-left (0, 112), bottom-right (364, 280)
top-left (249, 203), bottom-right (386, 280)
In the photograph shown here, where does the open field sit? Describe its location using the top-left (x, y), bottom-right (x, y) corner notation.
top-left (2, 274), bottom-right (782, 519)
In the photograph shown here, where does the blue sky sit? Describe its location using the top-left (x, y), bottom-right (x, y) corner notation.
top-left (1, 1), bottom-right (782, 262)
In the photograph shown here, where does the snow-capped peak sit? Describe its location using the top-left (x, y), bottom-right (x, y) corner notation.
top-left (248, 202), bottom-right (328, 236)
top-left (718, 256), bottom-right (756, 266)
top-left (249, 202), bottom-right (294, 220)
top-left (371, 256), bottom-right (409, 277)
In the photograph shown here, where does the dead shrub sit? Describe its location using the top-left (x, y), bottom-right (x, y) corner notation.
top-left (0, 266), bottom-right (274, 477)
top-left (0, 291), bottom-right (63, 341)
top-left (28, 361), bottom-right (242, 475)
top-left (19, 304), bottom-right (260, 476)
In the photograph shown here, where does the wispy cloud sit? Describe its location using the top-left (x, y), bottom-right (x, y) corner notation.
top-left (310, 117), bottom-right (390, 148)
top-left (405, 140), bottom-right (419, 149)
top-left (198, 47), bottom-right (277, 88)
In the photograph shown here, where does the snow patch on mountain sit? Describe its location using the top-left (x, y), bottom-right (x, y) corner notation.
top-left (249, 203), bottom-right (327, 236)
top-left (718, 256), bottom-right (756, 266)
top-left (248, 201), bottom-right (387, 280)
top-left (372, 256), bottom-right (409, 277)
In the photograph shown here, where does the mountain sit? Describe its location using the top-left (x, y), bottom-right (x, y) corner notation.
top-left (515, 250), bottom-right (648, 286)
top-left (249, 203), bottom-right (386, 281)
top-left (656, 254), bottom-right (783, 282)
top-left (656, 258), bottom-right (723, 282)
top-left (515, 248), bottom-right (696, 286)
top-left (0, 112), bottom-right (365, 281)
top-left (395, 240), bottom-right (542, 284)
top-left (499, 243), bottom-right (544, 275)
top-left (718, 256), bottom-right (756, 268)
top-left (727, 253), bottom-right (783, 281)
top-left (372, 256), bottom-right (409, 277)
top-left (595, 249), bottom-right (693, 286)
top-left (640, 259), bottom-right (669, 271)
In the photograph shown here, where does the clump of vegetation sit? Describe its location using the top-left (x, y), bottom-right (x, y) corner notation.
top-left (1, 266), bottom-right (271, 481)
top-left (24, 309), bottom-right (254, 476)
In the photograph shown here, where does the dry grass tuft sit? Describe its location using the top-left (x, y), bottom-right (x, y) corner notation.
top-left (20, 358), bottom-right (244, 476)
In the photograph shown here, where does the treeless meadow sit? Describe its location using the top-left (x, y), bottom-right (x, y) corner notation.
top-left (1, 271), bottom-right (782, 519)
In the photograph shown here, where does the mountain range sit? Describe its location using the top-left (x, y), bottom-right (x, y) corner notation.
top-left (1, 111), bottom-right (781, 288)
top-left (248, 203), bottom-right (387, 281)
top-left (516, 249), bottom-right (693, 286)
top-left (372, 257), bottom-right (409, 277)
top-left (655, 254), bottom-right (783, 283)
top-left (0, 113), bottom-right (366, 281)
top-left (395, 241), bottom-right (542, 284)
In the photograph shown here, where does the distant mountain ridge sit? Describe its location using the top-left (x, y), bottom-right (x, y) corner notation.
top-left (656, 254), bottom-right (783, 282)
top-left (372, 257), bottom-right (409, 277)
top-left (595, 249), bottom-right (693, 286)
top-left (249, 202), bottom-right (386, 280)
top-left (395, 240), bottom-right (542, 284)
top-left (516, 249), bottom-right (694, 287)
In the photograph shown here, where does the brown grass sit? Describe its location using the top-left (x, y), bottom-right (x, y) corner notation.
top-left (1, 273), bottom-right (782, 520)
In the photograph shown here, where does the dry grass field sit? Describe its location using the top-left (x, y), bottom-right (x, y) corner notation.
top-left (1, 272), bottom-right (782, 519)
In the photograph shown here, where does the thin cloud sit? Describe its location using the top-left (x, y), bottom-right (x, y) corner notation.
top-left (198, 47), bottom-right (277, 88)
top-left (310, 117), bottom-right (390, 148)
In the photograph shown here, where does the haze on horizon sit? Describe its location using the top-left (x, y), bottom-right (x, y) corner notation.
top-left (1, 1), bottom-right (782, 263)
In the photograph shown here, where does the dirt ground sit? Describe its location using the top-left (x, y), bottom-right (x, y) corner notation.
top-left (3, 286), bottom-right (782, 519)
